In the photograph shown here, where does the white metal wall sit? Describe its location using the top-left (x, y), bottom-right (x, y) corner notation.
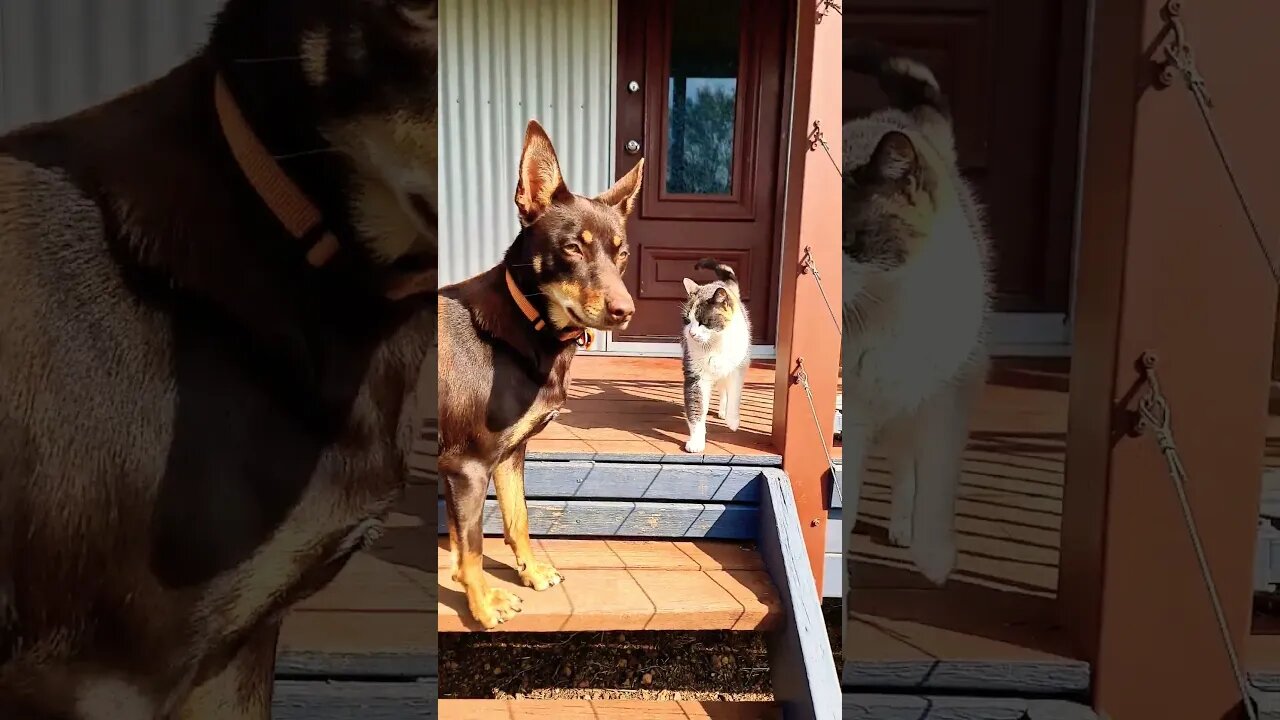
top-left (438, 0), bottom-right (617, 285)
top-left (0, 0), bottom-right (225, 132)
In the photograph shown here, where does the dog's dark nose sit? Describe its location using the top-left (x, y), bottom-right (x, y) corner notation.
top-left (607, 295), bottom-right (635, 323)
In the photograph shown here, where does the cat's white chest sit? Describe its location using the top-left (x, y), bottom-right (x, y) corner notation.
top-left (684, 320), bottom-right (749, 380)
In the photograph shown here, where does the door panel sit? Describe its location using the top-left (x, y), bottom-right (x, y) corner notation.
top-left (614, 0), bottom-right (790, 344)
top-left (845, 1), bottom-right (1087, 313)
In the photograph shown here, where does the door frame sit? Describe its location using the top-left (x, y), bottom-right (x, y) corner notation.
top-left (596, 0), bottom-right (1086, 359)
top-left (594, 0), bottom-right (796, 357)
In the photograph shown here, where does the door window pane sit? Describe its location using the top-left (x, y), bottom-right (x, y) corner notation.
top-left (665, 0), bottom-right (740, 196)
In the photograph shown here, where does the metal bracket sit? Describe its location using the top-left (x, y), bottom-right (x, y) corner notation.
top-left (807, 121), bottom-right (824, 152)
top-left (815, 0), bottom-right (841, 24)
top-left (1153, 0), bottom-right (1214, 106)
top-left (799, 246), bottom-right (815, 275)
top-left (792, 356), bottom-right (808, 386)
top-left (1126, 351), bottom-right (1160, 437)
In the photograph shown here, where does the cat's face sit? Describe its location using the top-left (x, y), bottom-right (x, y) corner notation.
top-left (843, 129), bottom-right (939, 277)
top-left (681, 279), bottom-right (739, 340)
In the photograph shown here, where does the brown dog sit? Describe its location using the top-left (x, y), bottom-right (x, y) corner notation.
top-left (0, 1), bottom-right (437, 718)
top-left (439, 120), bottom-right (643, 629)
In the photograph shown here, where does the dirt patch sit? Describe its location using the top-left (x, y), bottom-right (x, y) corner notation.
top-left (439, 630), bottom-right (774, 701)
top-left (823, 597), bottom-right (843, 670)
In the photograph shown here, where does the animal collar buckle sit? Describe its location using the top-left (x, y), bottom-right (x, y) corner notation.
top-left (504, 267), bottom-right (595, 347)
top-left (213, 73), bottom-right (340, 268)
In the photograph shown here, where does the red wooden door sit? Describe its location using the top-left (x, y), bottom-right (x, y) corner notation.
top-left (845, 0), bottom-right (1088, 313)
top-left (613, 0), bottom-right (791, 344)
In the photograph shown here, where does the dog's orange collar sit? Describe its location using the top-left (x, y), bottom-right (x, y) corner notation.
top-left (213, 73), bottom-right (339, 267)
top-left (503, 268), bottom-right (594, 347)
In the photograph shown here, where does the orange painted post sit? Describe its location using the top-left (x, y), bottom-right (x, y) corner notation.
top-left (772, 0), bottom-right (841, 594)
top-left (1059, 0), bottom-right (1278, 716)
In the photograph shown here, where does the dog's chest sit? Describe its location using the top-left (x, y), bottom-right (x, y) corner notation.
top-left (503, 389), bottom-right (566, 450)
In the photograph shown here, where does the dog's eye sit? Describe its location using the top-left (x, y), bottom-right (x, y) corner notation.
top-left (563, 242), bottom-right (583, 256)
top-left (616, 250), bottom-right (630, 263)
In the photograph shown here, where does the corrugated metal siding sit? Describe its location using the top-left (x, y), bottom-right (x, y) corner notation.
top-left (439, 0), bottom-right (616, 285)
top-left (0, 0), bottom-right (224, 133)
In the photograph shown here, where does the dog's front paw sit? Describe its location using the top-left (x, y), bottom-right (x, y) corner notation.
top-left (471, 588), bottom-right (523, 630)
top-left (520, 561), bottom-right (563, 591)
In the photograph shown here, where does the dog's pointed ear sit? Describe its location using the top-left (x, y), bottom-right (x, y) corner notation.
top-left (514, 120), bottom-right (570, 226)
top-left (595, 158), bottom-right (644, 218)
top-left (682, 277), bottom-right (699, 295)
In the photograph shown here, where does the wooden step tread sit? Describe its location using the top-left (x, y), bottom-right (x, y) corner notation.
top-left (437, 538), bottom-right (782, 632)
top-left (278, 482), bottom-right (435, 661)
top-left (438, 699), bottom-right (781, 719)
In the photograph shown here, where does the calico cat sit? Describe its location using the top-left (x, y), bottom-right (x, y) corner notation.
top-left (681, 259), bottom-right (752, 453)
top-left (842, 41), bottom-right (993, 584)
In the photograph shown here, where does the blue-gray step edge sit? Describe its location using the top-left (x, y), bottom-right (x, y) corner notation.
top-left (1252, 680), bottom-right (1280, 720)
top-left (435, 460), bottom-right (774, 540)
top-left (275, 651), bottom-right (436, 679)
top-left (842, 693), bottom-right (1096, 719)
top-left (843, 659), bottom-right (1091, 697)
top-left (273, 678), bottom-right (435, 720)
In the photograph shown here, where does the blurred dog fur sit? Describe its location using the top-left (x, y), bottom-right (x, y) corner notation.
top-left (0, 1), bottom-right (438, 717)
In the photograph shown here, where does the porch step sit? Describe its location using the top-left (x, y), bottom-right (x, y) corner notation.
top-left (436, 538), bottom-right (782, 632)
top-left (438, 699), bottom-right (780, 719)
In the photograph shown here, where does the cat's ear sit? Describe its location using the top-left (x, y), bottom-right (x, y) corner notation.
top-left (869, 131), bottom-right (918, 182)
top-left (682, 278), bottom-right (699, 295)
top-left (712, 287), bottom-right (729, 303)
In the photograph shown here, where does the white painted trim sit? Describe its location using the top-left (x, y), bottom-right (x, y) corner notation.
top-left (596, 0), bottom-right (621, 353)
top-left (989, 312), bottom-right (1072, 357)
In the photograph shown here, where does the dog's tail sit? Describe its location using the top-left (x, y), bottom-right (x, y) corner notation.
top-left (847, 38), bottom-right (950, 121)
top-left (695, 258), bottom-right (739, 291)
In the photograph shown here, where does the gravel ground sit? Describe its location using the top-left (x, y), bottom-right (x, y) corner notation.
top-left (439, 599), bottom-right (843, 700)
top-left (823, 597), bottom-right (843, 671)
top-left (439, 630), bottom-right (774, 701)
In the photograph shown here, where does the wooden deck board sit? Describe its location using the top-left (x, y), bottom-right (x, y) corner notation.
top-left (437, 700), bottom-right (781, 719)
top-left (845, 359), bottom-right (1280, 687)
top-left (277, 469), bottom-right (436, 665)
top-left (436, 539), bottom-right (781, 632)
top-left (843, 360), bottom-right (1083, 691)
top-left (527, 357), bottom-right (837, 462)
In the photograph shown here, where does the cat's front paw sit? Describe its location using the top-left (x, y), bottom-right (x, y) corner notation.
top-left (724, 413), bottom-right (740, 432)
top-left (889, 504), bottom-right (913, 547)
top-left (685, 422), bottom-right (707, 453)
top-left (911, 537), bottom-right (957, 586)
top-left (888, 516), bottom-right (912, 548)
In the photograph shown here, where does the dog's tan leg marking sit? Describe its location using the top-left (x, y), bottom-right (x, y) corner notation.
top-left (173, 620), bottom-right (280, 720)
top-left (299, 29), bottom-right (330, 88)
top-left (493, 452), bottom-right (562, 591)
top-left (458, 548), bottom-right (521, 630)
top-left (74, 678), bottom-right (155, 720)
top-left (451, 460), bottom-right (522, 630)
top-left (448, 515), bottom-right (461, 582)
